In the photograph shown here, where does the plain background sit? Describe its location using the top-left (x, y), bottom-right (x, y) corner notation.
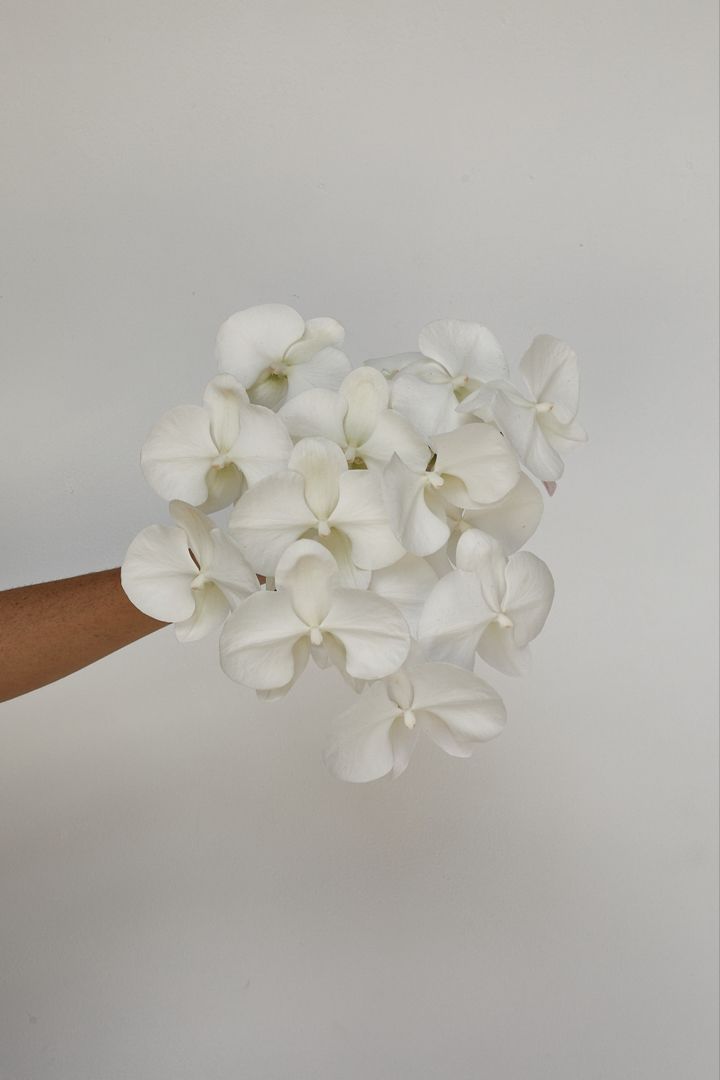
top-left (1, 1), bottom-right (718, 1077)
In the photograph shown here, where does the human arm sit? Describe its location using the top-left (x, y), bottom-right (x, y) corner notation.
top-left (0, 569), bottom-right (166, 704)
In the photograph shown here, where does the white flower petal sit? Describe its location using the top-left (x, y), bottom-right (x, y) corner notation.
top-left (314, 634), bottom-right (368, 693)
top-left (320, 528), bottom-right (372, 589)
top-left (322, 588), bottom-right (410, 680)
top-left (418, 319), bottom-right (507, 381)
top-left (388, 720), bottom-right (419, 777)
top-left (140, 405), bottom-right (217, 505)
top-left (453, 530), bottom-right (508, 612)
top-left (340, 366), bottom-right (390, 447)
top-left (289, 437), bottom-right (347, 521)
top-left (382, 454), bottom-right (449, 557)
top-left (489, 390), bottom-right (565, 482)
top-left (219, 590), bottom-right (307, 690)
top-left (411, 662), bottom-right (506, 747)
top-left (418, 569), bottom-right (492, 669)
top-left (175, 581), bottom-right (230, 643)
top-left (279, 388), bottom-right (348, 445)
top-left (216, 303), bottom-right (305, 387)
top-left (522, 423), bottom-right (566, 482)
top-left (202, 464), bottom-right (247, 513)
top-left (475, 621), bottom-right (531, 676)
top-left (224, 400), bottom-right (293, 488)
top-left (247, 373), bottom-right (290, 410)
top-left (206, 528), bottom-right (259, 605)
top-left (169, 500), bottom-right (214, 568)
top-left (540, 412), bottom-right (588, 454)
top-left (502, 551), bottom-right (554, 647)
top-left (370, 554), bottom-right (438, 636)
top-left (419, 714), bottom-right (473, 757)
top-left (229, 471), bottom-right (315, 575)
top-left (520, 335), bottom-right (579, 421)
top-left (331, 470), bottom-right (406, 569)
top-left (323, 681), bottom-right (400, 783)
top-left (275, 539), bottom-right (338, 627)
top-left (283, 316), bottom-right (345, 365)
top-left (202, 374), bottom-right (249, 452)
top-left (121, 525), bottom-right (197, 623)
top-left (284, 347), bottom-right (352, 399)
top-left (391, 368), bottom-right (461, 438)
top-left (256, 638), bottom-right (312, 700)
top-left (462, 473), bottom-right (543, 553)
top-left (432, 423), bottom-right (520, 507)
top-left (358, 409), bottom-right (430, 472)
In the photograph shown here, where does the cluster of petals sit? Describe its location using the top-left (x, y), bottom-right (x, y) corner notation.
top-left (459, 335), bottom-right (588, 481)
top-left (122, 303), bottom-right (586, 782)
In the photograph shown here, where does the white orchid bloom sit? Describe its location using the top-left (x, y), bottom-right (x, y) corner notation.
top-left (457, 472), bottom-right (544, 555)
top-left (279, 365), bottom-right (429, 472)
top-left (141, 374), bottom-right (293, 512)
top-left (369, 554), bottom-right (439, 637)
top-left (121, 501), bottom-right (258, 642)
top-left (375, 319), bottom-right (508, 438)
top-left (215, 303), bottom-right (351, 410)
top-left (230, 437), bottom-right (405, 586)
top-left (220, 540), bottom-right (410, 695)
top-left (460, 335), bottom-right (587, 482)
top-left (419, 529), bottom-right (554, 675)
top-left (382, 422), bottom-right (520, 557)
top-left (324, 660), bottom-right (506, 783)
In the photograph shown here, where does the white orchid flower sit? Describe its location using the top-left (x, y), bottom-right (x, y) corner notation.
top-left (230, 437), bottom-right (405, 586)
top-left (459, 335), bottom-right (587, 482)
top-left (456, 472), bottom-right (544, 555)
top-left (324, 660), bottom-right (506, 782)
top-left (141, 374), bottom-right (293, 512)
top-left (279, 365), bottom-right (429, 472)
top-left (418, 529), bottom-right (554, 675)
top-left (219, 540), bottom-right (410, 696)
top-left (382, 422), bottom-right (520, 557)
top-left (215, 303), bottom-right (351, 410)
top-left (121, 501), bottom-right (258, 642)
top-left (369, 554), bottom-right (439, 637)
top-left (373, 319), bottom-right (508, 438)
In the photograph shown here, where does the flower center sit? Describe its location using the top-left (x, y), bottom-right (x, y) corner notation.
top-left (316, 520), bottom-right (331, 537)
top-left (495, 612), bottom-right (513, 629)
top-left (425, 472), bottom-right (445, 489)
top-left (535, 401), bottom-right (553, 414)
top-left (399, 709), bottom-right (417, 730)
top-left (309, 627), bottom-right (323, 646)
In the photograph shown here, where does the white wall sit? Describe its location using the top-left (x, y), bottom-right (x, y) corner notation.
top-left (1, 2), bottom-right (717, 1077)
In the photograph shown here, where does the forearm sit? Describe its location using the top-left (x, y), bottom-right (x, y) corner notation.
top-left (0, 569), bottom-right (166, 704)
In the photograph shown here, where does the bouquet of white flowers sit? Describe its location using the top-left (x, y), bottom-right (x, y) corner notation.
top-left (122, 304), bottom-right (587, 782)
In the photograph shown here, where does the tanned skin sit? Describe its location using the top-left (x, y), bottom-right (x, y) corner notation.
top-left (0, 569), bottom-right (166, 704)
